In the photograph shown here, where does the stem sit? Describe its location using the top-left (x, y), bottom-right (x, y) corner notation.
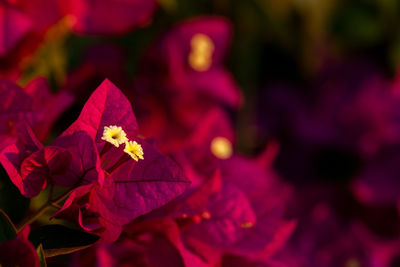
top-left (15, 166), bottom-right (96, 233)
top-left (16, 202), bottom-right (52, 232)
top-left (50, 203), bottom-right (62, 209)
top-left (49, 184), bottom-right (54, 200)
top-left (51, 187), bottom-right (75, 204)
top-left (16, 187), bottom-right (75, 232)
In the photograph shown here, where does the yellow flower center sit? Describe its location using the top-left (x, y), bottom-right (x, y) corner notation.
top-left (124, 141), bottom-right (144, 162)
top-left (201, 211), bottom-right (211, 220)
top-left (210, 137), bottom-right (233, 159)
top-left (240, 221), bottom-right (254, 229)
top-left (345, 258), bottom-right (361, 267)
top-left (188, 33), bottom-right (215, 72)
top-left (101, 125), bottom-right (128, 147)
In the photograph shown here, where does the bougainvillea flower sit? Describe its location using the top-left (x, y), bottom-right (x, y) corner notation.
top-left (218, 154), bottom-right (295, 261)
top-left (67, 125), bottom-right (292, 264)
top-left (0, 77), bottom-right (71, 196)
top-left (173, 172), bottom-right (255, 235)
top-left (0, 122), bottom-right (45, 197)
top-left (164, 151), bottom-right (293, 265)
top-left (133, 94), bottom-right (235, 175)
top-left (158, 16), bottom-right (241, 107)
top-left (174, 172), bottom-right (257, 265)
top-left (166, 108), bottom-right (235, 184)
top-left (1, 79), bottom-right (189, 241)
top-left (136, 104), bottom-right (293, 264)
top-left (136, 16), bottom-right (241, 132)
top-left (58, 0), bottom-right (158, 35)
top-left (133, 17), bottom-right (242, 142)
top-left (179, 108), bottom-right (234, 158)
top-left (49, 79), bottom-right (190, 241)
top-left (0, 226), bottom-right (39, 267)
top-left (0, 120), bottom-right (77, 198)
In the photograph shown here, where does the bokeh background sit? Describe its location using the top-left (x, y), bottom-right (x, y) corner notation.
top-left (1, 0), bottom-right (400, 266)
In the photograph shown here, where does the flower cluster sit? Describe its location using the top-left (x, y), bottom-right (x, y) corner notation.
top-left (1, 1), bottom-right (400, 267)
top-left (101, 125), bottom-right (144, 161)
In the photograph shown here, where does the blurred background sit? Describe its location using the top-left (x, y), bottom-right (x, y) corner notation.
top-left (1, 0), bottom-right (400, 266)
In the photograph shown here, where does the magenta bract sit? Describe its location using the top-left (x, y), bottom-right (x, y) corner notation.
top-left (53, 79), bottom-right (190, 241)
top-left (0, 78), bottom-right (73, 197)
top-left (0, 122), bottom-right (44, 197)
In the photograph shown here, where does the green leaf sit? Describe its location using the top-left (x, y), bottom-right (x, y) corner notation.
top-left (0, 209), bottom-right (17, 243)
top-left (29, 224), bottom-right (99, 258)
top-left (37, 244), bottom-right (47, 267)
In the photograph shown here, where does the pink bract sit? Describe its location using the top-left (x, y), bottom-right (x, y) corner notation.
top-left (52, 79), bottom-right (190, 241)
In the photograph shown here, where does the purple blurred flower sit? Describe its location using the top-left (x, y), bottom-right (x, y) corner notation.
top-left (135, 16), bottom-right (241, 134)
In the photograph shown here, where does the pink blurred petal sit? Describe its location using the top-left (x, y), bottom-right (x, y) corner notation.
top-left (0, 3), bottom-right (32, 56)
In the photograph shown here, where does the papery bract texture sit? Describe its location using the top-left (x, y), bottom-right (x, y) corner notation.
top-left (62, 79), bottom-right (138, 143)
top-left (0, 122), bottom-right (45, 197)
top-left (54, 79), bottom-right (189, 241)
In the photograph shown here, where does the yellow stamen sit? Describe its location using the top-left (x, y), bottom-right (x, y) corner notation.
top-left (101, 126), bottom-right (128, 147)
top-left (188, 33), bottom-right (215, 72)
top-left (201, 211), bottom-right (211, 220)
top-left (240, 221), bottom-right (254, 229)
top-left (345, 258), bottom-right (361, 267)
top-left (124, 141), bottom-right (144, 161)
top-left (211, 137), bottom-right (233, 159)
